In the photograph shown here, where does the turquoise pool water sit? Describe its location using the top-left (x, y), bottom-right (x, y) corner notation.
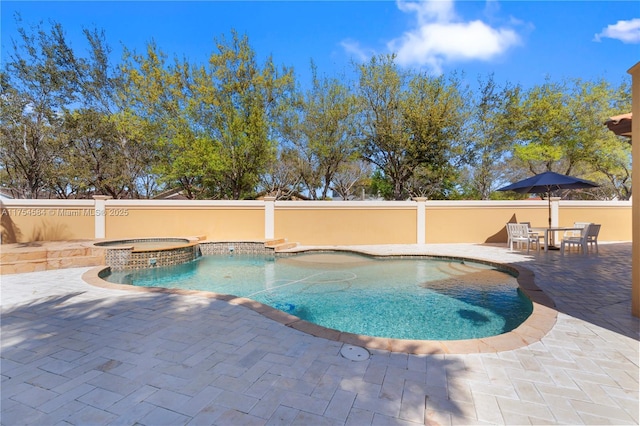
top-left (105, 252), bottom-right (533, 340)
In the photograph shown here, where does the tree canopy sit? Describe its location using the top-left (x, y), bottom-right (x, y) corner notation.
top-left (0, 19), bottom-right (632, 200)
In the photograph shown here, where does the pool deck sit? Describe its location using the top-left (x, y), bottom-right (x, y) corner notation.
top-left (1, 242), bottom-right (638, 425)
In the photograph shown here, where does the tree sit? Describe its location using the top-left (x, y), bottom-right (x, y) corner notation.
top-left (77, 28), bottom-right (158, 198)
top-left (356, 55), bottom-right (466, 200)
top-left (356, 55), bottom-right (412, 200)
top-left (510, 77), bottom-right (632, 200)
top-left (202, 31), bottom-right (295, 199)
top-left (259, 148), bottom-right (305, 200)
top-left (119, 42), bottom-right (214, 199)
top-left (331, 160), bottom-right (372, 200)
top-left (125, 31), bottom-right (297, 199)
top-left (0, 18), bottom-right (77, 198)
top-left (1, 18), bottom-right (158, 199)
top-left (512, 78), bottom-right (574, 175)
top-left (400, 71), bottom-right (467, 199)
top-left (283, 63), bottom-right (360, 199)
top-left (463, 75), bottom-right (521, 199)
top-left (569, 78), bottom-right (632, 200)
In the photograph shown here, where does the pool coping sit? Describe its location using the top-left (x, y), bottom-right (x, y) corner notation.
top-left (81, 249), bottom-right (557, 355)
top-left (93, 237), bottom-right (200, 253)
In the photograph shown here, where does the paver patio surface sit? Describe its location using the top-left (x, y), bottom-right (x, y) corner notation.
top-left (1, 243), bottom-right (638, 425)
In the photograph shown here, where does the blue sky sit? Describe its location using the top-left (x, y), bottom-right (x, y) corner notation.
top-left (1, 1), bottom-right (639, 90)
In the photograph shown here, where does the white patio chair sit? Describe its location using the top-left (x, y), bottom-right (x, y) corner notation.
top-left (563, 222), bottom-right (591, 239)
top-left (520, 221), bottom-right (543, 244)
top-left (506, 222), bottom-right (514, 248)
top-left (561, 223), bottom-right (591, 255)
top-left (506, 223), bottom-right (540, 253)
top-left (586, 224), bottom-right (601, 252)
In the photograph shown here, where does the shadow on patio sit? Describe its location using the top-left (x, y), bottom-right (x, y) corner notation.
top-left (1, 289), bottom-right (467, 424)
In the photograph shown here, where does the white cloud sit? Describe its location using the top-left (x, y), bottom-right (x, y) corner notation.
top-left (389, 20), bottom-right (520, 73)
top-left (396, 0), bottom-right (457, 23)
top-left (342, 0), bottom-right (522, 73)
top-left (594, 18), bottom-right (640, 44)
top-left (339, 39), bottom-right (375, 63)
top-left (389, 0), bottom-right (521, 72)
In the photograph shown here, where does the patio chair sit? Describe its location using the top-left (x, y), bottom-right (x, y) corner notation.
top-left (520, 221), bottom-right (543, 244)
top-left (586, 224), bottom-right (601, 252)
top-left (564, 222), bottom-right (591, 238)
top-left (560, 223), bottom-right (591, 255)
top-left (506, 222), bottom-right (514, 248)
top-left (506, 223), bottom-right (540, 253)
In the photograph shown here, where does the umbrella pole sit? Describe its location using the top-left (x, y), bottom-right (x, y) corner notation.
top-left (547, 191), bottom-right (560, 249)
top-left (548, 192), bottom-right (552, 227)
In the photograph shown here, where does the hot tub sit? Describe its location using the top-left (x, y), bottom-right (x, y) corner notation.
top-left (95, 238), bottom-right (201, 271)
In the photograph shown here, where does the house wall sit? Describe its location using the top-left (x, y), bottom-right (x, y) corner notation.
top-left (629, 61), bottom-right (639, 318)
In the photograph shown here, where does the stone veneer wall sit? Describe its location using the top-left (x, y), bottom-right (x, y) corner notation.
top-left (199, 241), bottom-right (274, 255)
top-left (105, 244), bottom-right (201, 271)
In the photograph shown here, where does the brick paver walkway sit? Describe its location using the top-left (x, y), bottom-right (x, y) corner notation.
top-left (1, 243), bottom-right (638, 425)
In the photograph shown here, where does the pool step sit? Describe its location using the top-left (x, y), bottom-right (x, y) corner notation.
top-left (273, 242), bottom-right (299, 252)
top-left (265, 238), bottom-right (287, 247)
top-left (264, 238), bottom-right (298, 252)
top-left (0, 242), bottom-right (105, 275)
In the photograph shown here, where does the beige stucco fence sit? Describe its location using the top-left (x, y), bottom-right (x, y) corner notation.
top-left (1, 197), bottom-right (632, 245)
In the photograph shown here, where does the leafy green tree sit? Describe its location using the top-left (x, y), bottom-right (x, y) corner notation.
top-left (569, 78), bottom-right (632, 200)
top-left (1, 18), bottom-right (158, 199)
top-left (369, 169), bottom-right (393, 199)
top-left (0, 19), bottom-right (77, 198)
top-left (356, 55), bottom-right (412, 200)
top-left (119, 42), bottom-right (214, 199)
top-left (59, 28), bottom-right (159, 199)
top-left (510, 77), bottom-right (631, 200)
top-left (77, 29), bottom-right (159, 198)
top-left (588, 136), bottom-right (632, 200)
top-left (464, 75), bottom-right (521, 199)
top-left (283, 64), bottom-right (360, 199)
top-left (400, 71), bottom-right (467, 199)
top-left (512, 78), bottom-right (573, 175)
top-left (202, 31), bottom-right (295, 199)
top-left (60, 109), bottom-right (131, 197)
top-left (356, 55), bottom-right (466, 200)
top-left (125, 32), bottom-right (295, 199)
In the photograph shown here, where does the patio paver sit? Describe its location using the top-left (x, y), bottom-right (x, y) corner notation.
top-left (1, 242), bottom-right (638, 425)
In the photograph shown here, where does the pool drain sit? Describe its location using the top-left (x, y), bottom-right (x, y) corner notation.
top-left (340, 344), bottom-right (370, 361)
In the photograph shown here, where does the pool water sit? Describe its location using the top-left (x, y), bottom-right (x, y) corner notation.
top-left (105, 252), bottom-right (533, 340)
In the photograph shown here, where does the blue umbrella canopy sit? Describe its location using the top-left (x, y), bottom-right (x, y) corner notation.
top-left (497, 171), bottom-right (599, 194)
top-left (498, 171), bottom-right (599, 227)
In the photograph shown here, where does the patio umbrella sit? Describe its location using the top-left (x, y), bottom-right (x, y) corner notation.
top-left (497, 171), bottom-right (599, 227)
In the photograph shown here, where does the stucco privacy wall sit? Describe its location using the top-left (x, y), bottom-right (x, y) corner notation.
top-left (0, 198), bottom-right (632, 244)
top-left (0, 199), bottom-right (95, 243)
top-left (423, 201), bottom-right (551, 244)
top-left (275, 201), bottom-right (417, 245)
top-left (559, 201), bottom-right (632, 242)
top-left (103, 200), bottom-right (265, 241)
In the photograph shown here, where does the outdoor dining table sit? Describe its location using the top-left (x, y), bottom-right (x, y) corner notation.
top-left (529, 227), bottom-right (583, 252)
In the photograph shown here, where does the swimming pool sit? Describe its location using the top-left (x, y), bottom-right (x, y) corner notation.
top-left (104, 251), bottom-right (533, 341)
